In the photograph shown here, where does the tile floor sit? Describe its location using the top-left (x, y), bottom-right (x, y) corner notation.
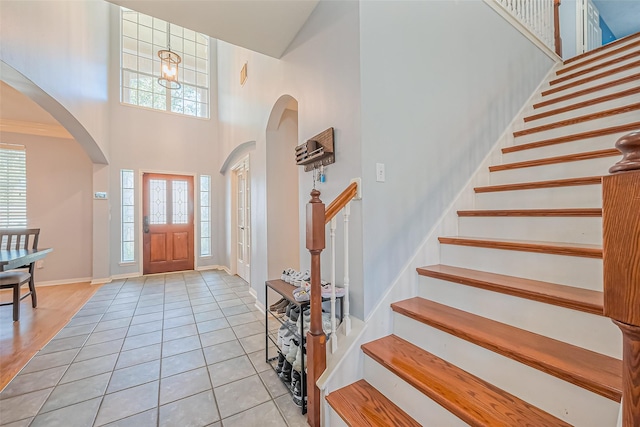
top-left (0, 270), bottom-right (308, 427)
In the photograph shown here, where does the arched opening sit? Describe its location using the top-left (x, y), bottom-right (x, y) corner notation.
top-left (265, 95), bottom-right (300, 280)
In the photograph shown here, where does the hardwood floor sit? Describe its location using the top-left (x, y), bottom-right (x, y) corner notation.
top-left (0, 282), bottom-right (100, 391)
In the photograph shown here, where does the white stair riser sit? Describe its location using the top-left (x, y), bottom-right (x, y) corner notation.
top-left (416, 278), bottom-right (621, 357)
top-left (393, 314), bottom-right (621, 427)
top-left (489, 157), bottom-right (613, 185)
top-left (474, 185), bottom-right (602, 210)
top-left (556, 39), bottom-right (640, 73)
top-left (363, 356), bottom-right (468, 427)
top-left (512, 110), bottom-right (640, 145)
top-left (457, 216), bottom-right (602, 245)
top-left (517, 92), bottom-right (640, 129)
top-left (502, 131), bottom-right (628, 163)
top-left (440, 243), bottom-right (603, 290)
top-left (549, 50), bottom-right (640, 88)
top-left (327, 408), bottom-right (349, 427)
top-left (539, 66), bottom-right (640, 100)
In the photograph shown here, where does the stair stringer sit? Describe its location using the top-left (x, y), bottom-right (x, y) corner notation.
top-left (319, 65), bottom-right (559, 425)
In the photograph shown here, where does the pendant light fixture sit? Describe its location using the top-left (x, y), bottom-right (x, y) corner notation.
top-left (158, 22), bottom-right (181, 89)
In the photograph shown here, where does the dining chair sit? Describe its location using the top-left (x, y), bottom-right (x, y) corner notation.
top-left (0, 228), bottom-right (40, 320)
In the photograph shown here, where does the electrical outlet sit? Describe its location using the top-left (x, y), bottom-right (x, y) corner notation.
top-left (376, 163), bottom-right (385, 182)
top-left (36, 260), bottom-right (44, 269)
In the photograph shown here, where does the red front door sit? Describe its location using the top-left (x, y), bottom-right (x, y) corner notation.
top-left (143, 173), bottom-right (194, 275)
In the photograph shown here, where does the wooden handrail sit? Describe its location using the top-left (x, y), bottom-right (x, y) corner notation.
top-left (602, 131), bottom-right (640, 426)
top-left (325, 182), bottom-right (358, 224)
top-left (554, 0), bottom-right (562, 57)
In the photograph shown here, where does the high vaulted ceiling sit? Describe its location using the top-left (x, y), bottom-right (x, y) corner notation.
top-left (106, 0), bottom-right (319, 58)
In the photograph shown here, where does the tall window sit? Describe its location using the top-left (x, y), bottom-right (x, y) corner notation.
top-left (0, 144), bottom-right (27, 228)
top-left (120, 8), bottom-right (210, 118)
top-left (121, 169), bottom-right (135, 263)
top-left (200, 175), bottom-right (211, 256)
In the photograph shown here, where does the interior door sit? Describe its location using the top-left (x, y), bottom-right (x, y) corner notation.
top-left (583, 0), bottom-right (602, 52)
top-left (235, 160), bottom-right (251, 282)
top-left (143, 173), bottom-right (194, 275)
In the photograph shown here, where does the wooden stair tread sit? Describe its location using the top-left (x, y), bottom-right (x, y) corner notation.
top-left (513, 102), bottom-right (640, 137)
top-left (558, 37), bottom-right (640, 74)
top-left (552, 47), bottom-right (640, 84)
top-left (503, 121), bottom-right (640, 153)
top-left (437, 236), bottom-right (602, 258)
top-left (563, 31), bottom-right (640, 65)
top-left (457, 208), bottom-right (602, 217)
top-left (362, 335), bottom-right (573, 426)
top-left (534, 72), bottom-right (640, 109)
top-left (525, 86), bottom-right (640, 122)
top-left (541, 59), bottom-right (640, 97)
top-left (490, 148), bottom-right (619, 172)
top-left (475, 175), bottom-right (602, 193)
top-left (326, 379), bottom-right (421, 427)
top-left (390, 298), bottom-right (622, 401)
top-left (416, 264), bottom-right (604, 315)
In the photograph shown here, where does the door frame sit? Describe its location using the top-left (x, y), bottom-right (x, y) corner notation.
top-left (138, 169), bottom-right (198, 275)
top-left (230, 156), bottom-right (251, 282)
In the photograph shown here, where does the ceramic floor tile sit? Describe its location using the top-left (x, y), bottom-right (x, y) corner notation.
top-left (106, 302), bottom-right (137, 312)
top-left (59, 353), bottom-right (118, 384)
top-left (40, 372), bottom-right (110, 413)
top-left (216, 299), bottom-right (245, 309)
top-left (134, 304), bottom-right (164, 316)
top-left (158, 390), bottom-right (219, 427)
top-left (94, 381), bottom-right (159, 426)
top-left (93, 317), bottom-right (133, 332)
top-left (130, 311), bottom-right (163, 325)
top-left (163, 306), bottom-right (193, 319)
top-left (121, 330), bottom-right (162, 351)
top-left (160, 349), bottom-right (205, 378)
top-left (223, 305), bottom-right (252, 317)
top-left (159, 367), bottom-right (211, 405)
top-left (39, 334), bottom-right (88, 355)
top-left (202, 340), bottom-right (245, 365)
top-left (100, 309), bottom-right (136, 321)
top-left (196, 318), bottom-right (230, 334)
top-left (0, 366), bottom-right (66, 400)
top-left (239, 333), bottom-right (269, 354)
top-left (126, 321), bottom-right (163, 337)
top-left (193, 309), bottom-right (224, 323)
top-left (30, 397), bottom-right (101, 427)
top-left (162, 323), bottom-right (198, 342)
top-left (259, 369), bottom-right (289, 399)
top-left (84, 327), bottom-right (128, 346)
top-left (107, 359), bottom-right (160, 394)
top-left (162, 314), bottom-right (195, 329)
top-left (207, 355), bottom-right (255, 387)
top-left (232, 321), bottom-right (264, 339)
top-left (221, 400), bottom-right (287, 427)
top-left (66, 313), bottom-right (103, 327)
top-left (53, 323), bottom-right (96, 340)
top-left (190, 297), bottom-right (217, 307)
top-left (20, 349), bottom-right (79, 374)
top-left (0, 388), bottom-right (53, 425)
top-left (199, 328), bottom-right (237, 348)
top-left (226, 312), bottom-right (260, 327)
top-left (274, 394), bottom-right (308, 427)
top-left (114, 343), bottom-right (162, 370)
top-left (100, 408), bottom-right (158, 427)
top-left (74, 338), bottom-right (124, 362)
top-left (214, 375), bottom-right (271, 419)
top-left (247, 350), bottom-right (273, 374)
top-left (163, 300), bottom-right (191, 311)
top-left (0, 417), bottom-right (33, 427)
top-left (161, 335), bottom-right (201, 358)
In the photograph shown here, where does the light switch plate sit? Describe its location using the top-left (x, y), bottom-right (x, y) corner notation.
top-left (376, 163), bottom-right (385, 182)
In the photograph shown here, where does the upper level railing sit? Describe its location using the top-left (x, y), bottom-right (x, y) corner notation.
top-left (490, 0), bottom-right (562, 57)
top-left (602, 131), bottom-right (640, 426)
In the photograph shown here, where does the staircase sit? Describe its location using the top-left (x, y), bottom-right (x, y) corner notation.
top-left (326, 32), bottom-right (640, 426)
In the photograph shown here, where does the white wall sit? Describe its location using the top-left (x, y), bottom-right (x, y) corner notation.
top-left (1, 134), bottom-right (94, 284)
top-left (106, 5), bottom-right (222, 278)
top-left (560, 0), bottom-right (579, 59)
top-left (216, 0), bottom-right (363, 314)
top-left (0, 0), bottom-right (110, 163)
top-left (266, 108), bottom-right (300, 279)
top-left (359, 0), bottom-right (555, 316)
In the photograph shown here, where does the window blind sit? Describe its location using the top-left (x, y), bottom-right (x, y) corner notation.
top-left (0, 143), bottom-right (27, 228)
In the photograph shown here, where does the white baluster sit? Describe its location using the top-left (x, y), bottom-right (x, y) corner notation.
top-left (330, 217), bottom-right (338, 353)
top-left (343, 203), bottom-right (351, 335)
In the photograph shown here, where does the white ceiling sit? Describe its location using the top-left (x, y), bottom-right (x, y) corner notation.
top-left (106, 0), bottom-right (319, 58)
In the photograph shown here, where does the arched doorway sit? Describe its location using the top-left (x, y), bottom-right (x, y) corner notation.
top-left (265, 95), bottom-right (300, 279)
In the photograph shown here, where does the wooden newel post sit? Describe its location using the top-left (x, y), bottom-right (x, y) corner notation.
top-left (603, 131), bottom-right (640, 426)
top-left (554, 0), bottom-right (562, 57)
top-left (306, 189), bottom-right (325, 427)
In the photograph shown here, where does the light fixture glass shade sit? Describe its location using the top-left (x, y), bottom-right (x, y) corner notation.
top-left (158, 49), bottom-right (181, 89)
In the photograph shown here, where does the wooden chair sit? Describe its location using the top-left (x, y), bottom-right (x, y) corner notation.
top-left (0, 229), bottom-right (40, 321)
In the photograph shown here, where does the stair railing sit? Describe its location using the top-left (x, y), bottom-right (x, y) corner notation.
top-left (602, 131), bottom-right (640, 427)
top-left (490, 0), bottom-right (562, 56)
top-left (305, 181), bottom-right (359, 427)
